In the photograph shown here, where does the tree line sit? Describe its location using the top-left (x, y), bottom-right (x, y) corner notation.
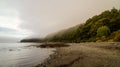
top-left (45, 8), bottom-right (120, 42)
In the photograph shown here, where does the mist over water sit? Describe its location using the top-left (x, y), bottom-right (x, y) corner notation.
top-left (0, 0), bottom-right (120, 67)
top-left (0, 0), bottom-right (120, 38)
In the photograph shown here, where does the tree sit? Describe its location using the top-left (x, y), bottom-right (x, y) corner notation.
top-left (45, 8), bottom-right (120, 42)
top-left (97, 26), bottom-right (111, 37)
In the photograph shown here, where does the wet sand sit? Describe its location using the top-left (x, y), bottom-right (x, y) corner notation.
top-left (36, 42), bottom-right (120, 67)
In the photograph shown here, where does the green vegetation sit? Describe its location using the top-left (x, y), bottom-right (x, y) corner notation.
top-left (97, 26), bottom-right (110, 37)
top-left (45, 8), bottom-right (120, 42)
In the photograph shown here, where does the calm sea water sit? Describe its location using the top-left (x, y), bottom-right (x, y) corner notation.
top-left (0, 43), bottom-right (55, 67)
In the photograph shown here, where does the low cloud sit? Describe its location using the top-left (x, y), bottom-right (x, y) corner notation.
top-left (0, 0), bottom-right (120, 38)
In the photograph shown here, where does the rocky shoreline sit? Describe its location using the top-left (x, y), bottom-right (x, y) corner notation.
top-left (35, 42), bottom-right (120, 67)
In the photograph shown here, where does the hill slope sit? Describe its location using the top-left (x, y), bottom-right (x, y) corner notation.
top-left (45, 8), bottom-right (120, 42)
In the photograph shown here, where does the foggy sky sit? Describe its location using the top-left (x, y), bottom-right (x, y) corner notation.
top-left (0, 0), bottom-right (120, 38)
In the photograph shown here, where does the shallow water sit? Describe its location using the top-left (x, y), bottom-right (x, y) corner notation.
top-left (0, 43), bottom-right (55, 67)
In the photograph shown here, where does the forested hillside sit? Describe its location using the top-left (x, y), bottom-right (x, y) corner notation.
top-left (45, 8), bottom-right (120, 42)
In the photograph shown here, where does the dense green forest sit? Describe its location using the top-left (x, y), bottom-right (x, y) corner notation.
top-left (45, 8), bottom-right (120, 42)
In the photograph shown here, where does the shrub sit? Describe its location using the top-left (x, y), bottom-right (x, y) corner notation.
top-left (110, 30), bottom-right (120, 42)
top-left (108, 39), bottom-right (114, 42)
top-left (114, 34), bottom-right (120, 41)
top-left (96, 40), bottom-right (102, 42)
top-left (97, 26), bottom-right (111, 37)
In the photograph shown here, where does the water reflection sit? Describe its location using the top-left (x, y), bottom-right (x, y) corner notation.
top-left (0, 43), bottom-right (55, 67)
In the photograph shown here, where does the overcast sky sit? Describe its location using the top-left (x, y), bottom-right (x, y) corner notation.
top-left (0, 0), bottom-right (120, 39)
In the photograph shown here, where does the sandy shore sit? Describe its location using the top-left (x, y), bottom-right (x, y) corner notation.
top-left (36, 42), bottom-right (120, 67)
